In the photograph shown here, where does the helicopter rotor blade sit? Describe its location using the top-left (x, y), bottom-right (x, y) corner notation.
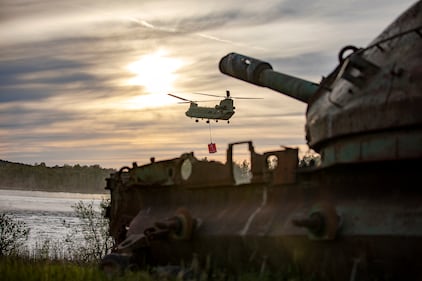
top-left (192, 92), bottom-right (263, 100)
top-left (168, 93), bottom-right (192, 102)
top-left (192, 92), bottom-right (222, 98)
top-left (230, 97), bottom-right (263, 99)
top-left (168, 94), bottom-right (220, 103)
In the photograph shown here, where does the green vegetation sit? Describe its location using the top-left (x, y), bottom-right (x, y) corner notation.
top-left (0, 213), bottom-right (29, 256)
top-left (64, 200), bottom-right (114, 262)
top-left (0, 257), bottom-right (154, 281)
top-left (1, 200), bottom-right (112, 261)
top-left (0, 256), bottom-right (314, 281)
top-left (298, 151), bottom-right (321, 168)
top-left (0, 160), bottom-right (115, 193)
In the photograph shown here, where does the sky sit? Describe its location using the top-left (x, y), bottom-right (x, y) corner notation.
top-left (0, 0), bottom-right (417, 169)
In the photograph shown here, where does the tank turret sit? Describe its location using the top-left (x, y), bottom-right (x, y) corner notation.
top-left (220, 1), bottom-right (422, 167)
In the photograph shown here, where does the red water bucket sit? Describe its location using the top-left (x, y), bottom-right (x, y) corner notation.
top-left (208, 143), bottom-right (217, 153)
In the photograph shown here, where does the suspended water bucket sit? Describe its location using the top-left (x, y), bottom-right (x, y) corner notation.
top-left (208, 143), bottom-right (217, 153)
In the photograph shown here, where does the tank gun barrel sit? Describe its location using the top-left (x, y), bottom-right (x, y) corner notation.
top-left (219, 52), bottom-right (319, 103)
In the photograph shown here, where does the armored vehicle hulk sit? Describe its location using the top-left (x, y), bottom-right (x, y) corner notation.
top-left (102, 2), bottom-right (422, 280)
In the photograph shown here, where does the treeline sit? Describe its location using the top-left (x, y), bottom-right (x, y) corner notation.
top-left (0, 160), bottom-right (115, 194)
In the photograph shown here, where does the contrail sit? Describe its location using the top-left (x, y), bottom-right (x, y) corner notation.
top-left (196, 32), bottom-right (267, 51)
top-left (63, 2), bottom-right (266, 51)
top-left (127, 17), bottom-right (268, 51)
top-left (125, 16), bottom-right (178, 33)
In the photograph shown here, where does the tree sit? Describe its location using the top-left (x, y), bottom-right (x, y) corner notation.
top-left (64, 199), bottom-right (114, 262)
top-left (0, 213), bottom-right (29, 256)
top-left (233, 160), bottom-right (252, 184)
top-left (299, 151), bottom-right (321, 168)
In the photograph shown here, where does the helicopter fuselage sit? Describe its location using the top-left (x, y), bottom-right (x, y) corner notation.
top-left (185, 99), bottom-right (235, 121)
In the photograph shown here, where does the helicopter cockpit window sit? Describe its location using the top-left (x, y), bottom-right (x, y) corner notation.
top-left (180, 158), bottom-right (192, 181)
top-left (266, 155), bottom-right (278, 171)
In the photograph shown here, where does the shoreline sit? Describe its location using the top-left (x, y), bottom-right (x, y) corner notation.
top-left (0, 186), bottom-right (108, 195)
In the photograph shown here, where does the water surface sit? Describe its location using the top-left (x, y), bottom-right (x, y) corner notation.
top-left (0, 189), bottom-right (109, 252)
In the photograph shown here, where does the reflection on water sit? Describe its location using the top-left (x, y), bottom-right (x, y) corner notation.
top-left (0, 189), bottom-right (107, 212)
top-left (0, 189), bottom-right (109, 250)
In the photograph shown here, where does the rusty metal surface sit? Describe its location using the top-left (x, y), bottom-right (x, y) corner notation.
top-left (219, 52), bottom-right (319, 103)
top-left (219, 2), bottom-right (422, 167)
top-left (105, 142), bottom-right (298, 240)
top-left (105, 153), bottom-right (422, 279)
top-left (306, 1), bottom-right (422, 164)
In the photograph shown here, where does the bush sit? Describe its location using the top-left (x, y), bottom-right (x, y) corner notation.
top-left (0, 213), bottom-right (29, 256)
top-left (64, 199), bottom-right (114, 262)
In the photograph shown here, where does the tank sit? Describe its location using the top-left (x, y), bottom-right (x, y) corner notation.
top-left (101, 2), bottom-right (422, 280)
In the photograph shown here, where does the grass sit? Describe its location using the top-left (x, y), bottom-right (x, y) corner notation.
top-left (0, 256), bottom-right (154, 281)
top-left (0, 255), bottom-right (314, 281)
top-left (1, 205), bottom-right (314, 281)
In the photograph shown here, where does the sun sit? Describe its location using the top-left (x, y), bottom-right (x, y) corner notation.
top-left (126, 50), bottom-right (183, 94)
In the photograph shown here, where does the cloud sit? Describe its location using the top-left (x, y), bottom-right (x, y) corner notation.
top-left (0, 56), bottom-right (88, 83)
top-left (0, 0), bottom-right (416, 168)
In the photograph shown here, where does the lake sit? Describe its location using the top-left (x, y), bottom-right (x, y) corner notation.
top-left (0, 189), bottom-right (110, 255)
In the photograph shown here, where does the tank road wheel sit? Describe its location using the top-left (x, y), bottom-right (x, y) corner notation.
top-left (292, 202), bottom-right (340, 240)
top-left (169, 207), bottom-right (194, 241)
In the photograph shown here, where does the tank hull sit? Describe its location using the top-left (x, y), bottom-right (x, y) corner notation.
top-left (106, 158), bottom-right (422, 280)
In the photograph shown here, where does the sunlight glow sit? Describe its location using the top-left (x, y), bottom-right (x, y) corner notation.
top-left (126, 50), bottom-right (183, 94)
top-left (123, 93), bottom-right (178, 109)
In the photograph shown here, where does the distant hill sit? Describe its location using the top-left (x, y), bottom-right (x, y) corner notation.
top-left (0, 160), bottom-right (116, 194)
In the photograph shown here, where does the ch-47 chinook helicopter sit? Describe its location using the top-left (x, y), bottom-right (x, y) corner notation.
top-left (169, 90), bottom-right (261, 123)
